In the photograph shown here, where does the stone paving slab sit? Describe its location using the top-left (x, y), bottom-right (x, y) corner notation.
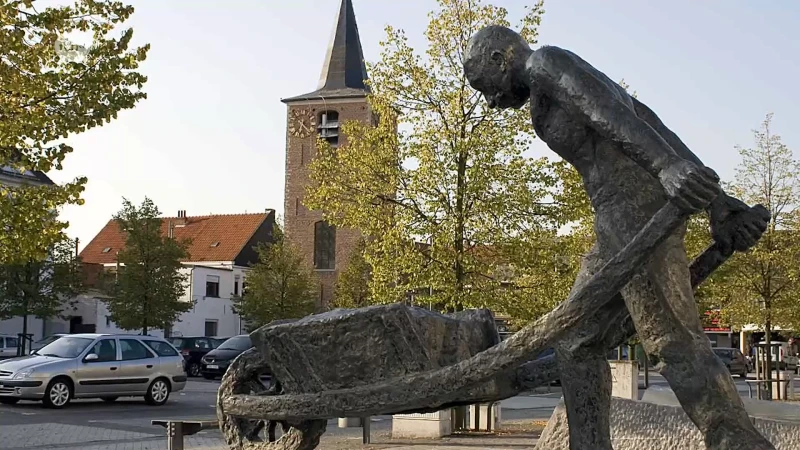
top-left (6, 429), bottom-right (538, 450)
top-left (0, 423), bottom-right (157, 448)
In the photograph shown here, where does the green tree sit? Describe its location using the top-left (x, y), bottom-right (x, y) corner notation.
top-left (231, 225), bottom-right (317, 330)
top-left (332, 239), bottom-right (372, 309)
top-left (104, 197), bottom-right (190, 335)
top-left (306, 0), bottom-right (569, 315)
top-left (0, 237), bottom-right (83, 353)
top-left (712, 114), bottom-right (800, 379)
top-left (0, 0), bottom-right (149, 265)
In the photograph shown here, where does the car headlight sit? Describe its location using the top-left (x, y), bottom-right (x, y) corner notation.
top-left (12, 368), bottom-right (34, 380)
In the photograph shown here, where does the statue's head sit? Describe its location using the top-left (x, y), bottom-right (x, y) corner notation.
top-left (464, 25), bottom-right (532, 110)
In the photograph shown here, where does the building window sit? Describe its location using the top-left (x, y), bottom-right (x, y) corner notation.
top-left (204, 320), bottom-right (218, 337)
top-left (318, 111), bottom-right (339, 147)
top-left (234, 275), bottom-right (240, 296)
top-left (300, 143), bottom-right (305, 166)
top-left (206, 275), bottom-right (220, 297)
top-left (106, 316), bottom-right (111, 327)
top-left (295, 197), bottom-right (300, 215)
top-left (314, 221), bottom-right (336, 270)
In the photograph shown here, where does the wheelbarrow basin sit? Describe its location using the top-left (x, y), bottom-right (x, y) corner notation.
top-left (250, 303), bottom-right (500, 394)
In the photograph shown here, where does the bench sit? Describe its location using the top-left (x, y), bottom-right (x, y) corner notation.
top-left (152, 418), bottom-right (218, 450)
top-left (153, 416), bottom-right (372, 448)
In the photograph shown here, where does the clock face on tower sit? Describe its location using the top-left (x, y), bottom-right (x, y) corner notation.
top-left (289, 108), bottom-right (316, 138)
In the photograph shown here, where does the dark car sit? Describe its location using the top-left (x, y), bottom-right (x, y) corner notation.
top-left (200, 335), bottom-right (270, 380)
top-left (713, 347), bottom-right (748, 378)
top-left (535, 348), bottom-right (560, 386)
top-left (168, 337), bottom-right (220, 377)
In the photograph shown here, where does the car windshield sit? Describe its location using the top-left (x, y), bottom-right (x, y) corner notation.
top-left (32, 335), bottom-right (61, 348)
top-left (713, 349), bottom-right (732, 360)
top-left (169, 338), bottom-right (185, 348)
top-left (218, 336), bottom-right (251, 351)
top-left (36, 337), bottom-right (94, 358)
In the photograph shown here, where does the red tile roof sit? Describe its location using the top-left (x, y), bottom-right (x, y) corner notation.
top-left (80, 212), bottom-right (273, 265)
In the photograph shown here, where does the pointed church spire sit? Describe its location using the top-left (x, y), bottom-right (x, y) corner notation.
top-left (282, 0), bottom-right (369, 103)
top-left (317, 0), bottom-right (368, 91)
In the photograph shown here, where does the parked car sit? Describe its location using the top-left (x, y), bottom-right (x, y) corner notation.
top-left (0, 333), bottom-right (186, 408)
top-left (0, 335), bottom-right (20, 360)
top-left (31, 334), bottom-right (69, 353)
top-left (712, 347), bottom-right (748, 378)
top-left (200, 334), bottom-right (269, 380)
top-left (535, 348), bottom-right (559, 386)
top-left (167, 336), bottom-right (221, 377)
top-left (211, 337), bottom-right (230, 348)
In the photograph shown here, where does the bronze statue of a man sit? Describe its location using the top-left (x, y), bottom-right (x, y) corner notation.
top-left (464, 26), bottom-right (771, 450)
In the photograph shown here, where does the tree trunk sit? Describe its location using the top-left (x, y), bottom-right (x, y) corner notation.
top-left (764, 317), bottom-right (772, 398)
top-left (142, 293), bottom-right (149, 335)
top-left (20, 312), bottom-right (28, 356)
top-left (20, 263), bottom-right (31, 356)
top-left (453, 148), bottom-right (467, 313)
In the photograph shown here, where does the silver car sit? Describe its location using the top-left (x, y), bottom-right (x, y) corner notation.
top-left (0, 334), bottom-right (20, 360)
top-left (0, 333), bottom-right (187, 408)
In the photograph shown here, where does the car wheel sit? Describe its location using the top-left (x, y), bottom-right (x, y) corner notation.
top-left (42, 378), bottom-right (72, 409)
top-left (187, 362), bottom-right (201, 377)
top-left (145, 378), bottom-right (170, 406)
top-left (202, 374), bottom-right (216, 380)
top-left (0, 397), bottom-right (20, 405)
top-left (101, 397), bottom-right (119, 403)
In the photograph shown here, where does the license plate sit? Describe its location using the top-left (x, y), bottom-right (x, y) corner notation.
top-left (207, 364), bottom-right (218, 370)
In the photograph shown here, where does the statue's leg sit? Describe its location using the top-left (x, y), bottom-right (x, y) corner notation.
top-left (555, 244), bottom-right (628, 450)
top-left (620, 231), bottom-right (774, 450)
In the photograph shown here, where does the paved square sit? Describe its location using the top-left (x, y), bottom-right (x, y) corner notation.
top-left (0, 423), bottom-right (157, 448)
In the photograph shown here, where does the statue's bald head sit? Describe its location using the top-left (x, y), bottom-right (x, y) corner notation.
top-left (464, 26), bottom-right (532, 110)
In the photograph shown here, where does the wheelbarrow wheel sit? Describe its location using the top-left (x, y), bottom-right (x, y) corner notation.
top-left (216, 347), bottom-right (327, 450)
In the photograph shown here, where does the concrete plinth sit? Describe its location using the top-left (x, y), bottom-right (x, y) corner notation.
top-left (468, 402), bottom-right (501, 431)
top-left (392, 410), bottom-right (452, 438)
top-left (609, 360), bottom-right (639, 400)
top-left (338, 417), bottom-right (362, 428)
top-left (536, 397), bottom-right (799, 449)
top-left (773, 370), bottom-right (795, 400)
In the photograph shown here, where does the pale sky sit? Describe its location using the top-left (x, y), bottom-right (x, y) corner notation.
top-left (50, 0), bottom-right (800, 250)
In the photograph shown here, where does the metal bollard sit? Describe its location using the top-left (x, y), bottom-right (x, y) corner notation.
top-left (167, 421), bottom-right (185, 450)
top-left (361, 416), bottom-right (371, 444)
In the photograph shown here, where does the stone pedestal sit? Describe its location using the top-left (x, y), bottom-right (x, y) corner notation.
top-left (609, 360), bottom-right (639, 400)
top-left (468, 402), bottom-right (501, 431)
top-left (338, 417), bottom-right (362, 428)
top-left (392, 410), bottom-right (452, 438)
top-left (536, 397), bottom-right (797, 449)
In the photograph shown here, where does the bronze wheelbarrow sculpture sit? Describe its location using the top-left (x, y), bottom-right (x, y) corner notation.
top-left (215, 202), bottom-right (767, 450)
top-left (217, 24), bottom-right (774, 450)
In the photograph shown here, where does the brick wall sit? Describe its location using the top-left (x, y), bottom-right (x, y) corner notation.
top-left (283, 98), bottom-right (370, 309)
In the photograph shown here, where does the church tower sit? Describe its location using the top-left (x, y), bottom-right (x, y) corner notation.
top-left (281, 0), bottom-right (370, 308)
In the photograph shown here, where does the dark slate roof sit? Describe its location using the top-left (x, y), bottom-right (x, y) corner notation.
top-left (282, 0), bottom-right (369, 103)
top-left (0, 166), bottom-right (54, 185)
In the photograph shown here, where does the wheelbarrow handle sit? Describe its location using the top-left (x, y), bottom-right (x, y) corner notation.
top-left (689, 203), bottom-right (770, 288)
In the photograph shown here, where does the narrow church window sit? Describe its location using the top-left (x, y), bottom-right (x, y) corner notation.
top-left (300, 143), bottom-right (305, 166)
top-left (318, 111), bottom-right (339, 147)
top-left (295, 197), bottom-right (299, 216)
top-left (313, 220), bottom-right (336, 270)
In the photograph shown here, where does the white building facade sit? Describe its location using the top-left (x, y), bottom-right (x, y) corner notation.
top-left (0, 166), bottom-right (65, 344)
top-left (72, 210), bottom-right (277, 339)
top-left (71, 262), bottom-right (249, 338)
